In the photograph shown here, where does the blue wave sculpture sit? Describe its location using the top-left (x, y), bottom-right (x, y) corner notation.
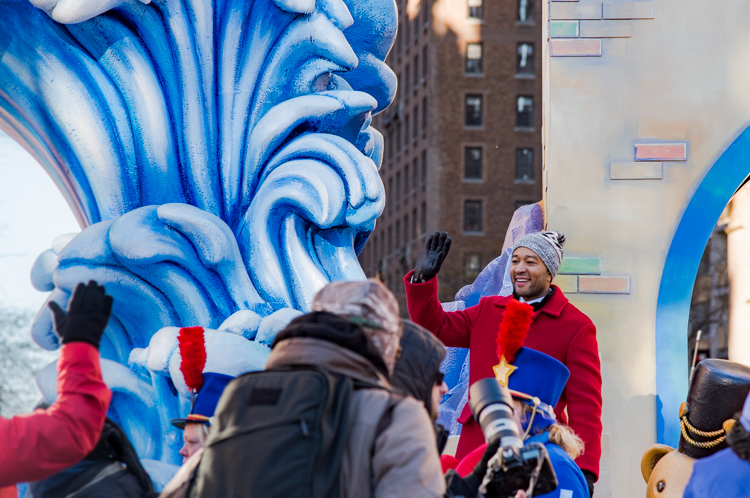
top-left (0, 0), bottom-right (396, 470)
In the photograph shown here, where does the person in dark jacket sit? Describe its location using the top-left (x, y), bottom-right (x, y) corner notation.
top-left (28, 418), bottom-right (157, 498)
top-left (391, 320), bottom-right (449, 452)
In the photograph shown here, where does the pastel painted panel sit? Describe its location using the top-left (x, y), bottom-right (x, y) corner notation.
top-left (603, 1), bottom-right (655, 19)
top-left (559, 257), bottom-right (602, 275)
top-left (610, 162), bottom-right (663, 180)
top-left (580, 20), bottom-right (632, 38)
top-left (554, 275), bottom-right (579, 294)
top-left (550, 2), bottom-right (602, 20)
top-left (550, 39), bottom-right (602, 57)
top-left (578, 276), bottom-right (631, 294)
top-left (635, 143), bottom-right (688, 161)
top-left (550, 21), bottom-right (580, 38)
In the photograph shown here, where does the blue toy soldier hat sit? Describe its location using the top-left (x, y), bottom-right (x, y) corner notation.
top-left (496, 346), bottom-right (570, 437)
top-left (171, 372), bottom-right (235, 429)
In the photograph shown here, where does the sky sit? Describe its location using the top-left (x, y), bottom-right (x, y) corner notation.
top-left (0, 131), bottom-right (81, 312)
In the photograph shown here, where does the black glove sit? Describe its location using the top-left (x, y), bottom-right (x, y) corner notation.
top-left (49, 280), bottom-right (113, 349)
top-left (582, 470), bottom-right (596, 497)
top-left (412, 231), bottom-right (452, 283)
top-left (461, 439), bottom-right (501, 495)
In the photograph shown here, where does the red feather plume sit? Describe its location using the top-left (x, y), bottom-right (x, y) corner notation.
top-left (496, 299), bottom-right (534, 363)
top-left (178, 326), bottom-right (206, 393)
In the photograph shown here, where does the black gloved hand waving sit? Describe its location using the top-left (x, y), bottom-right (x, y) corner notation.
top-left (49, 280), bottom-right (113, 349)
top-left (412, 231), bottom-right (452, 283)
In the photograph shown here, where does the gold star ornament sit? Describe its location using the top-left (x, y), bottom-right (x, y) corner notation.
top-left (493, 355), bottom-right (517, 387)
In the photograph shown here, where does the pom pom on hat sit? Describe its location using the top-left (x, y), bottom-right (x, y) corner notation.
top-left (178, 326), bottom-right (206, 393)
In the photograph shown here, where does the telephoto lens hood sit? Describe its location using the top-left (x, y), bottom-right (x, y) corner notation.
top-left (469, 378), bottom-right (523, 449)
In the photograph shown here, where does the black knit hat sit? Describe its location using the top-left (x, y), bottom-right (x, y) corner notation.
top-left (678, 359), bottom-right (750, 459)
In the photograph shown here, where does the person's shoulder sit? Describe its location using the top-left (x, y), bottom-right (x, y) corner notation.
top-left (543, 444), bottom-right (589, 497)
top-left (551, 288), bottom-right (594, 326)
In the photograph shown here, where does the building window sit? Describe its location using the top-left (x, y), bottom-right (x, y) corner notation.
top-left (466, 43), bottom-right (483, 74)
top-left (405, 13), bottom-right (411, 45)
top-left (517, 44), bottom-right (534, 76)
top-left (414, 17), bottom-right (420, 41)
top-left (380, 235), bottom-right (385, 261)
top-left (422, 97), bottom-right (428, 134)
top-left (423, 46), bottom-right (428, 81)
top-left (387, 129), bottom-right (394, 160)
top-left (388, 177), bottom-right (393, 213)
top-left (465, 254), bottom-right (481, 279)
top-left (516, 96), bottom-right (533, 128)
top-left (421, 201), bottom-right (427, 233)
top-left (404, 165), bottom-right (410, 194)
top-left (388, 226), bottom-right (393, 254)
top-left (405, 115), bottom-right (410, 144)
top-left (397, 23), bottom-right (402, 54)
top-left (412, 208), bottom-right (418, 238)
top-left (412, 158), bottom-right (418, 192)
top-left (405, 64), bottom-right (410, 94)
top-left (403, 216), bottom-right (409, 248)
top-left (423, 0), bottom-right (430, 26)
top-left (468, 0), bottom-right (483, 19)
top-left (396, 172), bottom-right (401, 202)
top-left (516, 148), bottom-right (534, 182)
top-left (396, 121), bottom-right (402, 151)
top-left (518, 0), bottom-right (534, 23)
top-left (465, 94), bottom-right (483, 126)
top-left (395, 220), bottom-right (401, 250)
top-left (464, 147), bottom-right (482, 180)
top-left (464, 200), bottom-right (483, 233)
top-left (413, 106), bottom-right (418, 140)
top-left (421, 150), bottom-right (427, 188)
top-left (414, 55), bottom-right (419, 85)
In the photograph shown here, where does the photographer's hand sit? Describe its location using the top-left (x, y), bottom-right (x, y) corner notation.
top-left (461, 440), bottom-right (501, 495)
top-left (412, 231), bottom-right (452, 283)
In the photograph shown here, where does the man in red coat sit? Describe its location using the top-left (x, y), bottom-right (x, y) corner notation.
top-left (0, 281), bottom-right (113, 488)
top-left (404, 231), bottom-right (602, 496)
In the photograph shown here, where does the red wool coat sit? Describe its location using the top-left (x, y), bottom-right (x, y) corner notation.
top-left (0, 342), bottom-right (112, 487)
top-left (404, 271), bottom-right (603, 478)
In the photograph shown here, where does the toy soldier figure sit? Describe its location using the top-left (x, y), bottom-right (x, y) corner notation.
top-left (404, 231), bottom-right (603, 495)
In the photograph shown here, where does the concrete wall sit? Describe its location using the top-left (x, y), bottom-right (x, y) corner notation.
top-left (542, 0), bottom-right (750, 496)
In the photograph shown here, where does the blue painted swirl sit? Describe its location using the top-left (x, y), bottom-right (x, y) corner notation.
top-left (0, 0), bottom-right (397, 467)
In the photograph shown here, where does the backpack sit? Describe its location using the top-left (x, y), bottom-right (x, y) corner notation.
top-left (188, 366), bottom-right (400, 498)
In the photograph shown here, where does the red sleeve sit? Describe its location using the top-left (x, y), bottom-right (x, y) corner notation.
top-left (403, 270), bottom-right (482, 348)
top-left (565, 322), bottom-right (603, 479)
top-left (0, 342), bottom-right (112, 487)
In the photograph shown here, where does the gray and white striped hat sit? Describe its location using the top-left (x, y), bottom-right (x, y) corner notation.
top-left (512, 231), bottom-right (566, 279)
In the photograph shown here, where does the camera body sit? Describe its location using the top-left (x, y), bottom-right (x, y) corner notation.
top-left (469, 378), bottom-right (558, 498)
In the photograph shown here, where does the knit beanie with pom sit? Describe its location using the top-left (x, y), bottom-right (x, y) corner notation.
top-left (512, 231), bottom-right (566, 279)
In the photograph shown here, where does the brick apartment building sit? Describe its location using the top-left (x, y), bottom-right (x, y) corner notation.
top-left (358, 0), bottom-right (544, 310)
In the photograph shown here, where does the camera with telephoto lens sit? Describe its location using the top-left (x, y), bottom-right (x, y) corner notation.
top-left (469, 378), bottom-right (558, 498)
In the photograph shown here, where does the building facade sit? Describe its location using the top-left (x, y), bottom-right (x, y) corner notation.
top-left (358, 0), bottom-right (544, 308)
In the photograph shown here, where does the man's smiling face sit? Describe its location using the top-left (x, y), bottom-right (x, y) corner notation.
top-left (510, 246), bottom-right (552, 300)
